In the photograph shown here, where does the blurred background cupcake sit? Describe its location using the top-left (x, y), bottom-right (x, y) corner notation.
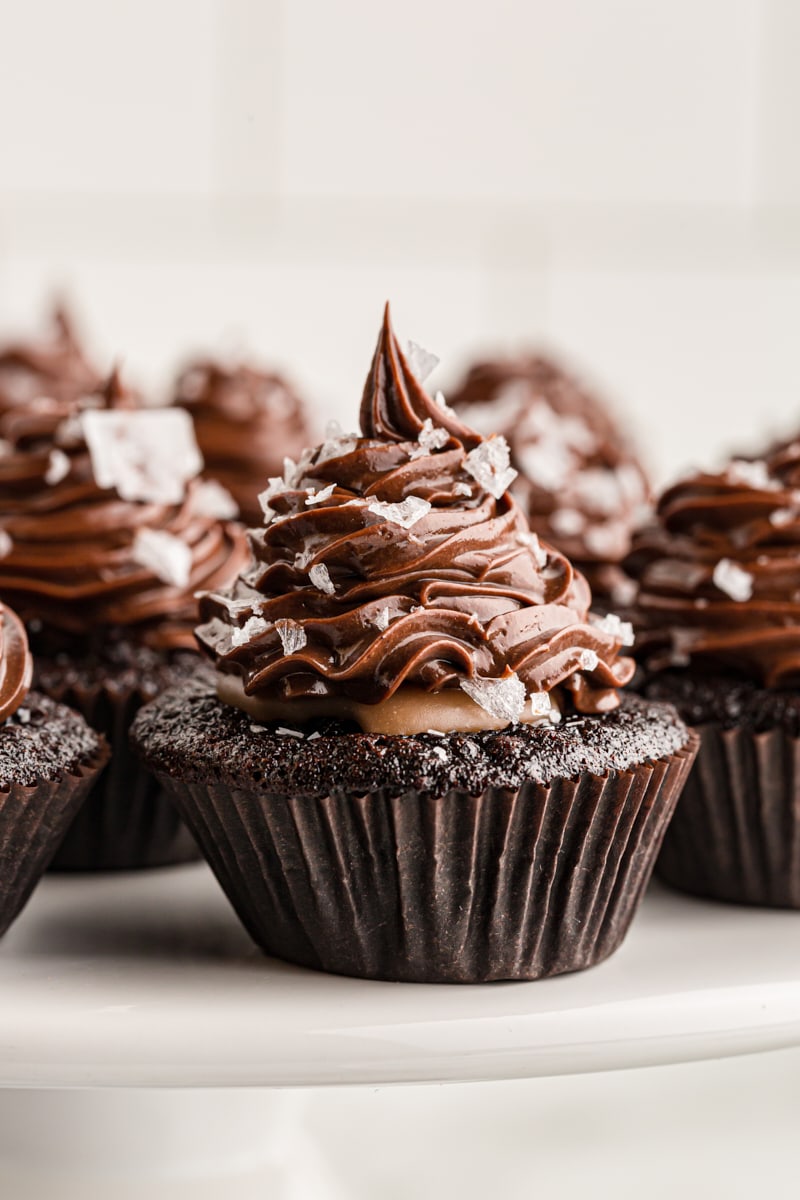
top-left (627, 444), bottom-right (800, 907)
top-left (172, 355), bottom-right (315, 527)
top-left (0, 304), bottom-right (101, 408)
top-left (0, 366), bottom-right (250, 870)
top-left (0, 600), bottom-right (108, 929)
top-left (449, 354), bottom-right (650, 613)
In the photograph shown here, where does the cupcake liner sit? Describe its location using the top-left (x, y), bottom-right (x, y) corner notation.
top-left (656, 723), bottom-right (800, 907)
top-left (0, 746), bottom-right (108, 935)
top-left (156, 737), bottom-right (697, 983)
top-left (39, 677), bottom-right (199, 872)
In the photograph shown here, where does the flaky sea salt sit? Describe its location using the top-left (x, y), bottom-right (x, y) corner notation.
top-left (258, 476), bottom-right (285, 520)
top-left (305, 484), bottom-right (336, 506)
top-left (276, 726), bottom-right (305, 739)
top-left (202, 593), bottom-right (253, 617)
top-left (453, 482), bottom-right (473, 498)
top-left (726, 459), bottom-right (778, 491)
top-left (460, 672), bottom-right (527, 724)
top-left (713, 558), bottom-right (754, 602)
top-left (572, 468), bottom-right (628, 516)
top-left (367, 496), bottom-right (432, 529)
top-left (591, 612), bottom-right (635, 647)
top-left (528, 692), bottom-right (553, 718)
top-left (434, 390), bottom-right (455, 415)
top-left (275, 618), bottom-right (307, 654)
top-left (373, 607), bottom-right (390, 631)
top-left (578, 649), bottom-right (600, 671)
top-left (132, 528), bottom-right (193, 588)
top-left (230, 615), bottom-right (270, 648)
top-left (294, 548), bottom-right (315, 570)
top-left (770, 508), bottom-right (796, 528)
top-left (309, 563), bottom-right (335, 595)
top-left (406, 340), bottom-right (440, 384)
top-left (518, 441), bottom-right (572, 491)
top-left (82, 409), bottom-right (202, 505)
top-left (44, 449), bottom-right (70, 486)
top-left (316, 422), bottom-right (359, 465)
top-left (191, 480), bottom-right (239, 520)
top-left (464, 436), bottom-right (517, 500)
top-left (409, 418), bottom-right (449, 459)
top-left (515, 530), bottom-right (548, 568)
top-left (583, 523), bottom-right (623, 559)
top-left (307, 731), bottom-right (322, 741)
top-left (426, 729), bottom-right (445, 737)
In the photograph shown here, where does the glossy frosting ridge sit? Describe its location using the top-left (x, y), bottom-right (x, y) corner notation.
top-left (0, 603), bottom-right (33, 722)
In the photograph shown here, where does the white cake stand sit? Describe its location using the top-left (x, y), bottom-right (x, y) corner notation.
top-left (1, 862), bottom-right (798, 1197)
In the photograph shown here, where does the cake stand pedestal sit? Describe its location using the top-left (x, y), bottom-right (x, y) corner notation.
top-left (0, 863), bottom-right (799, 1197)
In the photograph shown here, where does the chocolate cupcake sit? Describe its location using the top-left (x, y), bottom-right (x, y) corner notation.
top-left (0, 304), bottom-right (101, 408)
top-left (0, 370), bottom-right (250, 870)
top-left (0, 601), bottom-right (108, 930)
top-left (627, 448), bottom-right (800, 907)
top-left (132, 305), bottom-right (696, 983)
top-left (173, 357), bottom-right (313, 526)
top-left (450, 354), bottom-right (649, 612)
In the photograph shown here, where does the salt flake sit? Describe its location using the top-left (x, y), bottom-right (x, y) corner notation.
top-left (192, 480), bottom-right (239, 520)
top-left (516, 530), bottom-right (548, 568)
top-left (713, 558), bottom-right (753, 602)
top-left (373, 607), bottom-right (390, 631)
top-left (258, 476), bottom-right (285, 519)
top-left (726, 459), bottom-right (779, 491)
top-left (230, 615), bottom-right (270, 648)
top-left (276, 726), bottom-right (305, 739)
top-left (770, 508), bottom-right (796, 528)
top-left (44, 449), bottom-right (70, 486)
top-left (409, 418), bottom-right (449, 459)
top-left (132, 528), bottom-right (193, 588)
top-left (464, 436), bottom-right (517, 500)
top-left (406, 340), bottom-right (440, 384)
top-left (367, 496), bottom-right (432, 529)
top-left (275, 618), bottom-right (307, 654)
top-left (309, 563), bottom-right (335, 595)
top-left (460, 672), bottom-right (527, 724)
top-left (82, 409), bottom-right (202, 504)
top-left (551, 508), bottom-right (586, 536)
top-left (453, 482), bottom-right (473, 498)
top-left (305, 484), bottom-right (336, 506)
top-left (578, 649), bottom-right (599, 671)
top-left (591, 613), bottom-right (635, 647)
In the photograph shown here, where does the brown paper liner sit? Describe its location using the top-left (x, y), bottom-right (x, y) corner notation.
top-left (155, 737), bottom-right (698, 983)
top-left (657, 723), bottom-right (800, 907)
top-left (38, 677), bottom-right (199, 872)
top-left (0, 746), bottom-right (108, 935)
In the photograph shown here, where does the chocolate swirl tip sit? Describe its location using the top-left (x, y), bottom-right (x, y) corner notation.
top-left (0, 603), bottom-right (33, 722)
top-left (360, 302), bottom-right (481, 448)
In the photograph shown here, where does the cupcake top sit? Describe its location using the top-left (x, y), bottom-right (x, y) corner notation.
top-left (0, 370), bottom-right (250, 652)
top-left (197, 306), bottom-right (635, 735)
top-left (0, 602), bottom-right (33, 722)
top-left (173, 356), bottom-right (314, 525)
top-left (627, 447), bottom-right (800, 687)
top-left (449, 354), bottom-right (649, 605)
top-left (0, 306), bottom-right (101, 408)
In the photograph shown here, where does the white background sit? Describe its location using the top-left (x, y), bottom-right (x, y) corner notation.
top-left (1, 1), bottom-right (798, 1193)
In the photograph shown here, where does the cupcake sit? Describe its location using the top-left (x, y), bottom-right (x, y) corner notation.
top-left (0, 370), bottom-right (250, 870)
top-left (0, 304), bottom-right (101, 408)
top-left (627, 447), bottom-right (800, 907)
top-left (0, 601), bottom-right (108, 930)
top-left (172, 356), bottom-right (314, 526)
top-left (450, 354), bottom-right (649, 612)
top-left (132, 305), bottom-right (697, 983)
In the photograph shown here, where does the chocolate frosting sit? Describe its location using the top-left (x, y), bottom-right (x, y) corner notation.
top-left (0, 305), bottom-right (101, 408)
top-left (173, 357), bottom-right (313, 526)
top-left (628, 448), bottom-right (800, 687)
top-left (0, 373), bottom-right (250, 651)
top-left (197, 305), bottom-right (634, 717)
top-left (449, 354), bottom-right (649, 606)
top-left (0, 603), bottom-right (33, 721)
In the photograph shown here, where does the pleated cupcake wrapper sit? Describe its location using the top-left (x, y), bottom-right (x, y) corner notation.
top-left (156, 737), bottom-right (698, 983)
top-left (0, 746), bottom-right (108, 935)
top-left (657, 723), bottom-right (800, 907)
top-left (37, 675), bottom-right (199, 871)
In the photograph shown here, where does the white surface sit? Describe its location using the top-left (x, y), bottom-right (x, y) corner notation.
top-left (0, 863), bottom-right (798, 1089)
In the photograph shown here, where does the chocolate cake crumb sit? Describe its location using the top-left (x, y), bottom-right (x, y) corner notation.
top-left (639, 668), bottom-right (800, 735)
top-left (0, 690), bottom-right (106, 787)
top-left (132, 676), bottom-right (689, 798)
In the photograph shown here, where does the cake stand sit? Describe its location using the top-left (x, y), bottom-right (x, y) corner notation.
top-left (0, 861), bottom-right (798, 1198)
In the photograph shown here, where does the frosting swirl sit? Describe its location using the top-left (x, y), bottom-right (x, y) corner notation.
top-left (450, 354), bottom-right (649, 607)
top-left (628, 448), bottom-right (800, 687)
top-left (173, 357), bottom-right (313, 526)
top-left (0, 372), bottom-right (250, 651)
top-left (0, 305), bottom-right (101, 408)
top-left (197, 305), bottom-right (634, 728)
top-left (0, 602), bottom-right (33, 721)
